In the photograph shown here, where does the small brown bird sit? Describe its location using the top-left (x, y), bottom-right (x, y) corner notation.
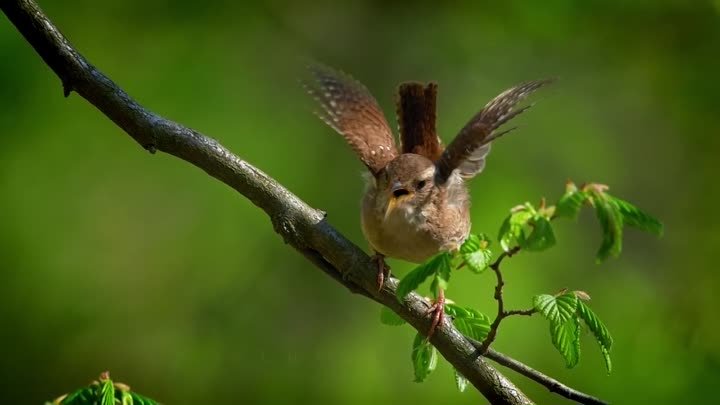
top-left (305, 65), bottom-right (550, 335)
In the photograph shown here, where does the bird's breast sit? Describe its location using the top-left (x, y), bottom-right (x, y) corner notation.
top-left (360, 188), bottom-right (470, 263)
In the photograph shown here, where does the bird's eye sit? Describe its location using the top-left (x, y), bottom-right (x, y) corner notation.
top-left (393, 188), bottom-right (410, 198)
top-left (416, 180), bottom-right (427, 190)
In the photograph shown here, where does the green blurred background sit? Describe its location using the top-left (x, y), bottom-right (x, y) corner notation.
top-left (1, 0), bottom-right (719, 404)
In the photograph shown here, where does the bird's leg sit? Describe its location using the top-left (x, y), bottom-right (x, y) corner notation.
top-left (371, 252), bottom-right (391, 291)
top-left (426, 288), bottom-right (446, 339)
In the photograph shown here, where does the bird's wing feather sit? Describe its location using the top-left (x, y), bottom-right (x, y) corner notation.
top-left (396, 82), bottom-right (444, 161)
top-left (305, 64), bottom-right (398, 175)
top-left (435, 79), bottom-right (553, 183)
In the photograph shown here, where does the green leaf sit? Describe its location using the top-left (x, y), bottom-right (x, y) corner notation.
top-left (454, 316), bottom-right (490, 341)
top-left (431, 256), bottom-right (452, 297)
top-left (577, 300), bottom-right (613, 373)
top-left (460, 234), bottom-right (492, 273)
top-left (445, 303), bottom-right (491, 341)
top-left (498, 207), bottom-right (534, 252)
top-left (593, 194), bottom-right (624, 263)
top-left (396, 253), bottom-right (451, 302)
top-left (55, 380), bottom-right (159, 405)
top-left (610, 196), bottom-right (663, 236)
top-left (550, 318), bottom-right (581, 368)
top-left (464, 249), bottom-right (492, 273)
top-left (411, 333), bottom-right (438, 382)
top-left (521, 216), bottom-right (556, 251)
top-left (120, 391), bottom-right (133, 405)
top-left (127, 392), bottom-right (159, 405)
top-left (497, 214), bottom-right (512, 251)
top-left (533, 293), bottom-right (578, 324)
top-left (443, 303), bottom-right (471, 318)
top-left (380, 306), bottom-right (406, 326)
top-left (555, 189), bottom-right (588, 219)
top-left (601, 347), bottom-right (613, 374)
top-left (576, 301), bottom-right (613, 349)
top-left (59, 387), bottom-right (95, 405)
top-left (459, 233), bottom-right (484, 253)
top-left (99, 379), bottom-right (115, 405)
top-left (454, 369), bottom-right (469, 393)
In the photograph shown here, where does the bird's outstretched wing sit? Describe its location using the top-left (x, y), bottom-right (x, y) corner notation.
top-left (435, 79), bottom-right (553, 183)
top-left (305, 64), bottom-right (398, 175)
top-left (396, 82), bottom-right (444, 161)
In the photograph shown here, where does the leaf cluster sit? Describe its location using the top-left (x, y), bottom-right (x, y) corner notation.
top-left (534, 292), bottom-right (613, 372)
top-left (555, 182), bottom-right (663, 262)
top-left (384, 300), bottom-right (491, 387)
top-left (396, 234), bottom-right (492, 302)
top-left (382, 180), bottom-right (661, 389)
top-left (47, 373), bottom-right (159, 405)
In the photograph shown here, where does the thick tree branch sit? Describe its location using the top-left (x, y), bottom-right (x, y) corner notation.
top-left (0, 1), bottom-right (532, 404)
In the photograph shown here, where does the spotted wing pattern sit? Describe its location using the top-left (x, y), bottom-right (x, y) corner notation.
top-left (305, 65), bottom-right (398, 175)
top-left (436, 79), bottom-right (553, 183)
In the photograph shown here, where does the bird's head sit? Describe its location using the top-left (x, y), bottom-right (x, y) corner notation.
top-left (375, 154), bottom-right (436, 221)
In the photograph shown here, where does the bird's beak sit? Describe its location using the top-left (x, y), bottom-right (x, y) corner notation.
top-left (384, 198), bottom-right (398, 222)
top-left (384, 181), bottom-right (409, 222)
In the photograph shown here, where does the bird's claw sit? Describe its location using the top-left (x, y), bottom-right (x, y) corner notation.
top-left (371, 253), bottom-right (391, 291)
top-left (426, 289), bottom-right (446, 339)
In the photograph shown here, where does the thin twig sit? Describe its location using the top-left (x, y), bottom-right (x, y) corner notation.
top-left (482, 347), bottom-right (610, 405)
top-left (474, 246), bottom-right (537, 355)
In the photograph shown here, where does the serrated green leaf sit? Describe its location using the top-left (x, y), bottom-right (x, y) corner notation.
top-left (454, 369), bottom-right (469, 393)
top-left (576, 301), bottom-right (613, 350)
top-left (411, 333), bottom-right (438, 382)
top-left (577, 300), bottom-right (613, 373)
top-left (127, 392), bottom-right (159, 405)
top-left (551, 318), bottom-right (581, 368)
top-left (601, 346), bottom-right (613, 374)
top-left (555, 190), bottom-right (588, 219)
top-left (443, 303), bottom-right (471, 318)
top-left (497, 215), bottom-right (512, 251)
top-left (396, 253), bottom-right (451, 302)
top-left (610, 196), bottom-right (663, 236)
top-left (59, 387), bottom-right (95, 405)
top-left (454, 316), bottom-right (490, 341)
top-left (498, 208), bottom-right (534, 252)
top-left (521, 216), bottom-right (556, 251)
top-left (380, 306), bottom-right (406, 326)
top-left (100, 379), bottom-right (115, 405)
top-left (459, 233), bottom-right (485, 253)
top-left (55, 380), bottom-right (159, 405)
top-left (460, 234), bottom-right (492, 273)
top-left (464, 248), bottom-right (492, 273)
top-left (593, 194), bottom-right (623, 263)
top-left (445, 303), bottom-right (491, 341)
top-left (533, 293), bottom-right (578, 324)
